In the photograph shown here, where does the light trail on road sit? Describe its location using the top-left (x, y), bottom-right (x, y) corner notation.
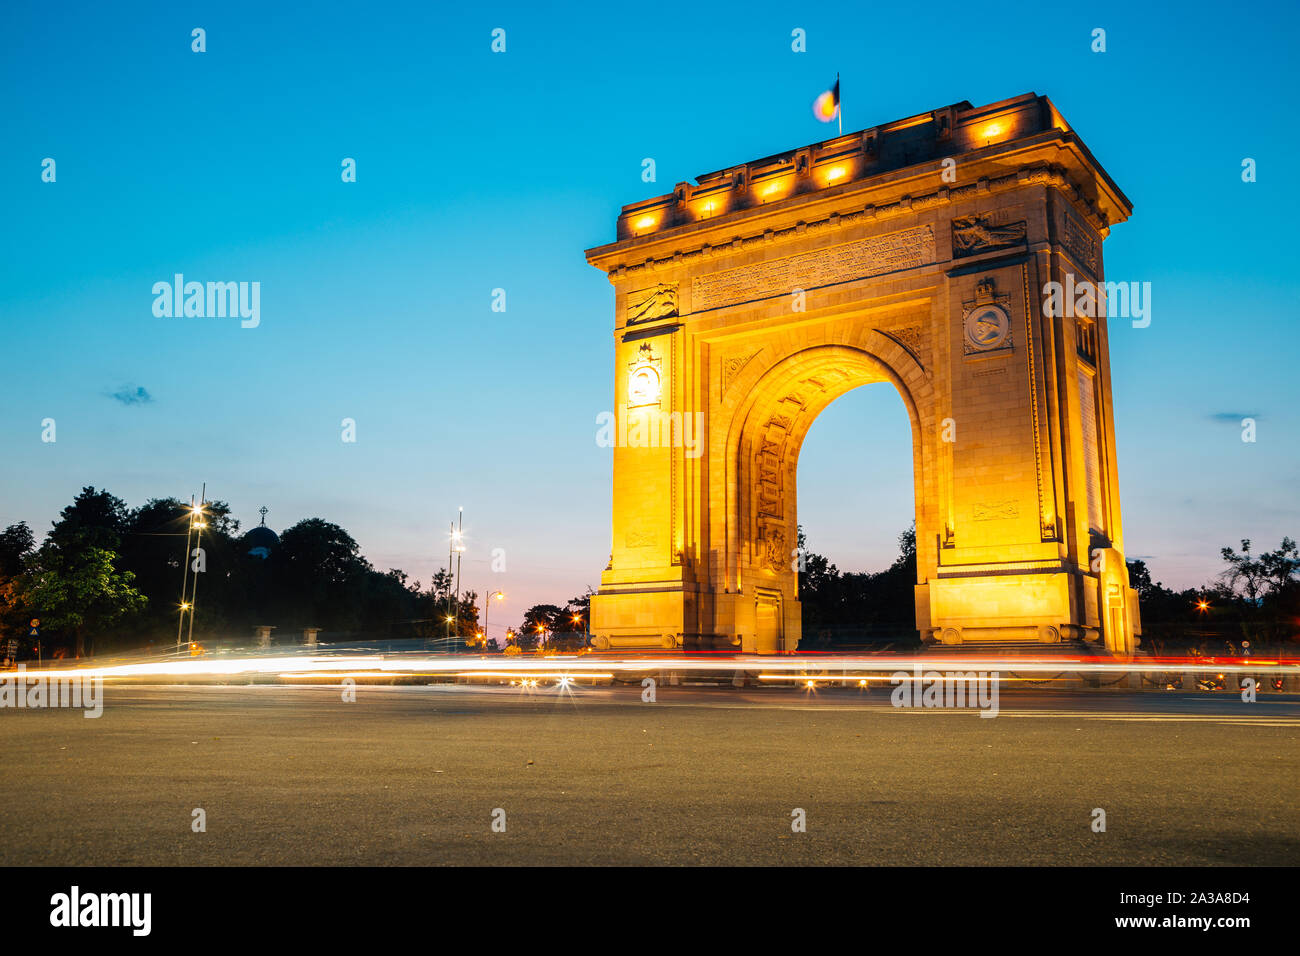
top-left (4, 651), bottom-right (1297, 684)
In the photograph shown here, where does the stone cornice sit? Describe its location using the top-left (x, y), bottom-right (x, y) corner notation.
top-left (597, 163), bottom-right (1111, 282)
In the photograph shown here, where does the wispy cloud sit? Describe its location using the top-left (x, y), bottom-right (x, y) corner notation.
top-left (1207, 411), bottom-right (1259, 423)
top-left (108, 384), bottom-right (154, 406)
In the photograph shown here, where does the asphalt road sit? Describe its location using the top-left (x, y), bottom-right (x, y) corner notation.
top-left (1, 683), bottom-right (1296, 866)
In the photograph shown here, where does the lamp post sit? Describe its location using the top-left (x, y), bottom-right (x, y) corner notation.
top-left (446, 510), bottom-right (466, 651)
top-left (176, 489), bottom-right (207, 653)
top-left (453, 508), bottom-right (464, 651)
top-left (484, 590), bottom-right (504, 650)
top-left (446, 522), bottom-right (455, 644)
top-left (175, 495), bottom-right (197, 653)
top-left (186, 484), bottom-right (207, 650)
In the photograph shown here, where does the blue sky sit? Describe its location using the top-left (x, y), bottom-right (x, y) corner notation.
top-left (1, 0), bottom-right (1297, 629)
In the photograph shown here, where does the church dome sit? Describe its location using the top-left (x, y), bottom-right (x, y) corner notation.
top-left (243, 507), bottom-right (278, 558)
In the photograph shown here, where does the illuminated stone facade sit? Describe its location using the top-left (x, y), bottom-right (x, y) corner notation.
top-left (587, 93), bottom-right (1140, 655)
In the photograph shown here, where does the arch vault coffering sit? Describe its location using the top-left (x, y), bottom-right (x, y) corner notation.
top-left (585, 93), bottom-right (1140, 656)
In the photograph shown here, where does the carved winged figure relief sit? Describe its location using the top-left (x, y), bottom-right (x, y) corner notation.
top-left (627, 283), bottom-right (679, 323)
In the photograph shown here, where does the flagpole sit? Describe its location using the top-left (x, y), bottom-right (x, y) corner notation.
top-left (837, 72), bottom-right (842, 135)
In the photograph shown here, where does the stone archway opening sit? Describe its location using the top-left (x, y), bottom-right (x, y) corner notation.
top-left (789, 380), bottom-right (916, 649)
top-left (725, 344), bottom-right (926, 653)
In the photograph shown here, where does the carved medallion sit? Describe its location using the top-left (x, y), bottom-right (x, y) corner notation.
top-left (963, 303), bottom-right (1011, 353)
top-left (627, 343), bottom-right (662, 407)
top-left (962, 277), bottom-right (1012, 354)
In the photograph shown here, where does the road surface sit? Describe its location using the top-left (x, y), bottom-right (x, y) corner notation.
top-left (1, 683), bottom-right (1295, 865)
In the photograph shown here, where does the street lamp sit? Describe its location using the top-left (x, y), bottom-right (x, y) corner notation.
top-left (446, 509), bottom-right (466, 650)
top-left (484, 590), bottom-right (504, 650)
top-left (446, 523), bottom-right (456, 644)
top-left (186, 485), bottom-right (207, 650)
top-left (176, 491), bottom-right (207, 653)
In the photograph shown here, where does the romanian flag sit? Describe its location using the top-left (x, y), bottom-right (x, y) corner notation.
top-left (812, 76), bottom-right (840, 122)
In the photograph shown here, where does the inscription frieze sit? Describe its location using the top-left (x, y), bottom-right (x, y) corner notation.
top-left (692, 225), bottom-right (935, 311)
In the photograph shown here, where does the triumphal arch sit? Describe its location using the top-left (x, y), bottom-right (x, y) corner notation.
top-left (586, 93), bottom-right (1140, 656)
